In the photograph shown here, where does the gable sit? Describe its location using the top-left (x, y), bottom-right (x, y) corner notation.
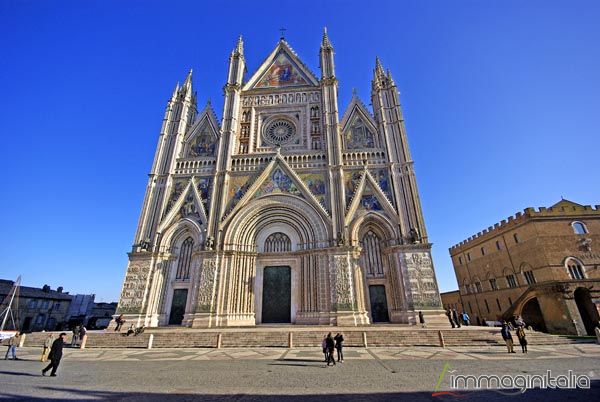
top-left (345, 169), bottom-right (398, 225)
top-left (243, 41), bottom-right (319, 90)
top-left (340, 98), bottom-right (379, 149)
top-left (184, 106), bottom-right (220, 158)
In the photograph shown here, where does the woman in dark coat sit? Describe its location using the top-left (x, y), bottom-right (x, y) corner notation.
top-left (42, 333), bottom-right (66, 377)
top-left (334, 333), bottom-right (344, 362)
top-left (325, 333), bottom-right (336, 366)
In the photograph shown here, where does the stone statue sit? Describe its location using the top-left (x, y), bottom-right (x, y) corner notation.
top-left (205, 236), bottom-right (214, 251)
top-left (409, 227), bottom-right (421, 244)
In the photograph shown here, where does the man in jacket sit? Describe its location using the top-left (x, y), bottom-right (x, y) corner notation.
top-left (334, 333), bottom-right (344, 362)
top-left (42, 332), bottom-right (66, 377)
top-left (501, 322), bottom-right (516, 354)
top-left (4, 332), bottom-right (20, 360)
top-left (325, 333), bottom-right (336, 366)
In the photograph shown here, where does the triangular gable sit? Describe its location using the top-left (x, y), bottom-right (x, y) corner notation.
top-left (340, 96), bottom-right (379, 149)
top-left (243, 40), bottom-right (319, 90)
top-left (183, 105), bottom-right (220, 158)
top-left (550, 199), bottom-right (583, 209)
top-left (222, 153), bottom-right (331, 225)
top-left (345, 169), bottom-right (397, 225)
top-left (159, 178), bottom-right (208, 232)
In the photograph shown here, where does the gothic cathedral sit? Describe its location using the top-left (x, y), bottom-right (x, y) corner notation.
top-left (117, 30), bottom-right (445, 327)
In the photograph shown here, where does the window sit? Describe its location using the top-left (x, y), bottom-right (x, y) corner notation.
top-left (489, 278), bottom-right (498, 291)
top-left (35, 314), bottom-right (45, 325)
top-left (572, 221), bottom-right (587, 235)
top-left (28, 299), bottom-right (37, 309)
top-left (481, 247), bottom-right (485, 256)
top-left (496, 298), bottom-right (502, 311)
top-left (41, 300), bottom-right (50, 310)
top-left (523, 270), bottom-right (536, 285)
top-left (496, 240), bottom-right (502, 250)
top-left (484, 299), bottom-right (490, 313)
top-left (265, 232), bottom-right (292, 253)
top-left (467, 252), bottom-right (471, 262)
top-left (175, 237), bottom-right (194, 279)
top-left (506, 274), bottom-right (517, 288)
top-left (566, 258), bottom-right (585, 280)
top-left (468, 301), bottom-right (472, 314)
top-left (54, 302), bottom-right (61, 311)
top-left (475, 282), bottom-right (483, 293)
top-left (508, 297), bottom-right (513, 306)
top-left (361, 230), bottom-right (384, 276)
top-left (513, 233), bottom-right (520, 243)
top-left (458, 256), bottom-right (463, 265)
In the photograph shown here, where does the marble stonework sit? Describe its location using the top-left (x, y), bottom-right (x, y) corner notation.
top-left (117, 31), bottom-right (445, 328)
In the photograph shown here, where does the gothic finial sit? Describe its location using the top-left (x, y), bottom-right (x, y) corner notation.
top-left (183, 69), bottom-right (193, 88)
top-left (352, 87), bottom-right (358, 97)
top-left (236, 35), bottom-right (244, 54)
top-left (375, 56), bottom-right (385, 76)
top-left (322, 27), bottom-right (332, 48)
top-left (279, 27), bottom-right (287, 40)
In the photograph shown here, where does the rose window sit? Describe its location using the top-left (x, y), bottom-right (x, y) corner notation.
top-left (264, 119), bottom-right (296, 145)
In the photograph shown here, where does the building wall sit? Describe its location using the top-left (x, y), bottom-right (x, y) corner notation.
top-left (449, 200), bottom-right (600, 332)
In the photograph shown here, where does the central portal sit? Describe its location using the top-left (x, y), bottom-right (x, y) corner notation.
top-left (262, 266), bottom-right (291, 323)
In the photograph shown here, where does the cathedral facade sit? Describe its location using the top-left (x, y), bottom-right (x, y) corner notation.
top-left (117, 31), bottom-right (445, 327)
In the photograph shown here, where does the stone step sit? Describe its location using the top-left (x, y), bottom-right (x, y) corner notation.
top-left (10, 328), bottom-right (594, 349)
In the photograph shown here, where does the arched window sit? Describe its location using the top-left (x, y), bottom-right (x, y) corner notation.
top-left (565, 257), bottom-right (586, 280)
top-left (264, 232), bottom-right (291, 253)
top-left (361, 230), bottom-right (384, 277)
top-left (175, 237), bottom-right (194, 279)
top-left (572, 221), bottom-right (587, 235)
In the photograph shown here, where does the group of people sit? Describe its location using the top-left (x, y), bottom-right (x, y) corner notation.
top-left (321, 333), bottom-right (344, 366)
top-left (2, 331), bottom-right (67, 376)
top-left (501, 315), bottom-right (528, 354)
top-left (445, 308), bottom-right (470, 328)
top-left (70, 325), bottom-right (87, 347)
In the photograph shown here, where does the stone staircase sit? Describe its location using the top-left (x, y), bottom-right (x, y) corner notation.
top-left (11, 327), bottom-right (596, 349)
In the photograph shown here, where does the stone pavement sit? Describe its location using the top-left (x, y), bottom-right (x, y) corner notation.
top-left (6, 344), bottom-right (600, 362)
top-left (0, 345), bottom-right (599, 401)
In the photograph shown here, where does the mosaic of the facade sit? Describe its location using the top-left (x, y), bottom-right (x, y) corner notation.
top-left (117, 31), bottom-right (445, 328)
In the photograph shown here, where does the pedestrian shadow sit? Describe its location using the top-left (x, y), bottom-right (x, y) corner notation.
top-left (0, 370), bottom-right (39, 377)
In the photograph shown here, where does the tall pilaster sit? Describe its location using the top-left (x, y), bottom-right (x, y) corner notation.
top-left (208, 36), bottom-right (245, 248)
top-left (134, 71), bottom-right (197, 251)
top-left (371, 59), bottom-right (427, 242)
top-left (319, 28), bottom-right (346, 245)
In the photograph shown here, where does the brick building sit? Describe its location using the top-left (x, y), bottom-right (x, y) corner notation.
top-left (448, 200), bottom-right (600, 335)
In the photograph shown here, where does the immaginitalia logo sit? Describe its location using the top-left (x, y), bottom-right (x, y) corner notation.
top-left (432, 362), bottom-right (592, 397)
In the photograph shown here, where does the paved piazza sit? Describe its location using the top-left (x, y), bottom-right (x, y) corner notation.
top-left (0, 345), bottom-right (599, 401)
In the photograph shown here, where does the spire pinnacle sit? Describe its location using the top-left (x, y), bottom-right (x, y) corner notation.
top-left (375, 56), bottom-right (385, 76)
top-left (321, 27), bottom-right (332, 48)
top-left (235, 35), bottom-right (244, 54)
top-left (183, 69), bottom-right (193, 88)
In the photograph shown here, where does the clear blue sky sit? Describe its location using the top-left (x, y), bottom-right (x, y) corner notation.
top-left (1, 1), bottom-right (599, 302)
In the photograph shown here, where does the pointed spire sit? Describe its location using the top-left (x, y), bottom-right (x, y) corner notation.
top-left (183, 69), bottom-right (193, 88)
top-left (352, 87), bottom-right (358, 97)
top-left (321, 27), bottom-right (332, 49)
top-left (171, 82), bottom-right (180, 99)
top-left (375, 56), bottom-right (385, 77)
top-left (233, 35), bottom-right (244, 55)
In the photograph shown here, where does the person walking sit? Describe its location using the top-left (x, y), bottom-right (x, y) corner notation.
top-left (445, 309), bottom-right (455, 328)
top-left (501, 322), bottom-right (516, 354)
top-left (325, 333), bottom-right (336, 366)
top-left (42, 333), bottom-right (66, 377)
top-left (71, 326), bottom-right (79, 347)
top-left (418, 311), bottom-right (426, 328)
top-left (78, 325), bottom-right (87, 347)
top-left (334, 333), bottom-right (344, 362)
top-left (516, 326), bottom-right (528, 353)
top-left (321, 336), bottom-right (328, 362)
top-left (462, 312), bottom-right (470, 326)
top-left (114, 314), bottom-right (125, 332)
top-left (41, 334), bottom-right (53, 362)
top-left (4, 332), bottom-right (20, 360)
top-left (452, 309), bottom-right (462, 328)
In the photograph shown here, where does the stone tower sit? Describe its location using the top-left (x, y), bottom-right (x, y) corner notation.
top-left (116, 30), bottom-right (445, 328)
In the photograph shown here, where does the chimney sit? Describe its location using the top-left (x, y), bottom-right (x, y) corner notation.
top-left (57, 286), bottom-right (63, 293)
top-left (42, 285), bottom-right (50, 292)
